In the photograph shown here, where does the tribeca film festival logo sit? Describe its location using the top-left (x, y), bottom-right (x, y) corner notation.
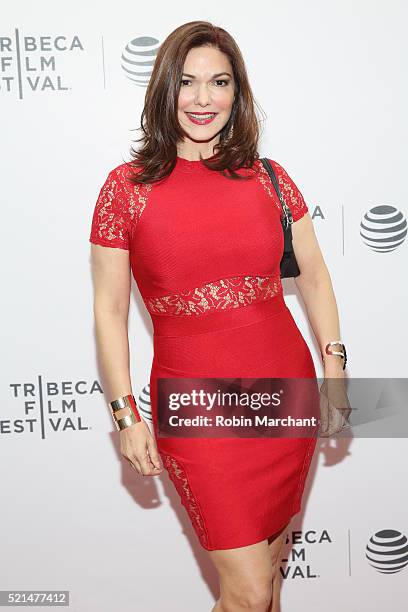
top-left (0, 29), bottom-right (83, 98)
top-left (1, 377), bottom-right (153, 439)
top-left (2, 376), bottom-right (98, 438)
top-left (280, 530), bottom-right (332, 580)
top-left (360, 205), bottom-right (407, 252)
top-left (281, 528), bottom-right (408, 579)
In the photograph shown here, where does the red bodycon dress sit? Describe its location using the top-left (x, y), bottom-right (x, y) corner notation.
top-left (89, 156), bottom-right (318, 551)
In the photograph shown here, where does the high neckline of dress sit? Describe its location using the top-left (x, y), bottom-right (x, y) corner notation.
top-left (176, 155), bottom-right (215, 169)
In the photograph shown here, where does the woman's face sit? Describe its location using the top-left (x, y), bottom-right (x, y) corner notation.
top-left (177, 46), bottom-right (235, 147)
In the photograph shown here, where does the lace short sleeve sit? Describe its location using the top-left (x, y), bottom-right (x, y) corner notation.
top-left (89, 167), bottom-right (132, 250)
top-left (268, 159), bottom-right (309, 222)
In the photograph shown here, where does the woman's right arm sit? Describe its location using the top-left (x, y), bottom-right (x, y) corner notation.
top-left (90, 243), bottom-right (163, 476)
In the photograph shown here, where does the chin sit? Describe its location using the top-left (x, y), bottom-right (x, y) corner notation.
top-left (181, 123), bottom-right (227, 142)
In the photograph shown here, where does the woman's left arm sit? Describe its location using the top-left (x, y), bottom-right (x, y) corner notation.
top-left (291, 213), bottom-right (345, 378)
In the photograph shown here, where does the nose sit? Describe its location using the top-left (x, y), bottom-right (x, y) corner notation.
top-left (194, 82), bottom-right (212, 106)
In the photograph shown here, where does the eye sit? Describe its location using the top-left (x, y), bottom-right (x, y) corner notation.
top-left (180, 79), bottom-right (230, 87)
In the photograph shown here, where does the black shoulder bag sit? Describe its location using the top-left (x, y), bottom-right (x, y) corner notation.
top-left (260, 158), bottom-right (300, 278)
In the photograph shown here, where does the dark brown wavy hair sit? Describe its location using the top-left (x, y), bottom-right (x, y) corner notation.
top-left (125, 20), bottom-right (266, 185)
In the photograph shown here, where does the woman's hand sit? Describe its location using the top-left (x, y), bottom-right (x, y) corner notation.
top-left (120, 420), bottom-right (164, 476)
top-left (318, 360), bottom-right (351, 437)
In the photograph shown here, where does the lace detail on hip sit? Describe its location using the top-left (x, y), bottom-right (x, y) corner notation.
top-left (161, 453), bottom-right (209, 549)
top-left (145, 273), bottom-right (282, 316)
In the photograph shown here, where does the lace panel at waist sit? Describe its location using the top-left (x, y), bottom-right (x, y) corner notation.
top-left (144, 273), bottom-right (282, 317)
top-left (149, 281), bottom-right (287, 337)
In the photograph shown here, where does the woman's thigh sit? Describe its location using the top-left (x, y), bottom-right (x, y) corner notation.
top-left (208, 538), bottom-right (274, 603)
top-left (208, 524), bottom-right (289, 597)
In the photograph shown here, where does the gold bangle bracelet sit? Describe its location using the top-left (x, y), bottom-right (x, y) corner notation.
top-left (109, 394), bottom-right (142, 431)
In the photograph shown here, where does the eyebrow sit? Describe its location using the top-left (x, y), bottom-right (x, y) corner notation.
top-left (182, 72), bottom-right (232, 79)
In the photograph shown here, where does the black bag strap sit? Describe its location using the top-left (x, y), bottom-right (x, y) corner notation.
top-left (260, 158), bottom-right (293, 229)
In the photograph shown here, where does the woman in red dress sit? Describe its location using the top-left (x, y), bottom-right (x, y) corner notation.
top-left (89, 21), bottom-right (347, 612)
